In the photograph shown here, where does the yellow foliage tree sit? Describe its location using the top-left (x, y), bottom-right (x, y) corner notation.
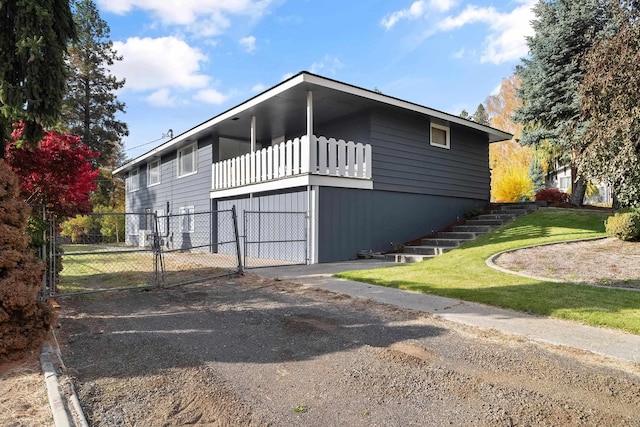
top-left (486, 76), bottom-right (535, 202)
top-left (491, 141), bottom-right (534, 202)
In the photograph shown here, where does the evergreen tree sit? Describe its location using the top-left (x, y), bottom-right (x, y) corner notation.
top-left (579, 1), bottom-right (640, 207)
top-left (472, 104), bottom-right (489, 125)
top-left (459, 109), bottom-right (471, 120)
top-left (0, 0), bottom-right (76, 152)
top-left (528, 156), bottom-right (545, 194)
top-left (0, 0), bottom-right (76, 360)
top-left (514, 0), bottom-right (613, 206)
top-left (61, 0), bottom-right (128, 168)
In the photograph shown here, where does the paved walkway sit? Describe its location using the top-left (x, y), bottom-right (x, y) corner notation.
top-left (254, 260), bottom-right (640, 364)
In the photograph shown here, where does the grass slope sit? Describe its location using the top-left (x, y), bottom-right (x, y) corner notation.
top-left (337, 210), bottom-right (640, 335)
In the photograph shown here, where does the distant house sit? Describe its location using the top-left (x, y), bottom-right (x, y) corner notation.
top-left (546, 164), bottom-right (613, 205)
top-left (114, 71), bottom-right (511, 264)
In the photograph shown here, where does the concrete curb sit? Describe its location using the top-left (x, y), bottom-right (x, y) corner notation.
top-left (40, 344), bottom-right (73, 427)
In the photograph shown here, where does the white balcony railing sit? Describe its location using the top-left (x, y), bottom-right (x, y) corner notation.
top-left (212, 135), bottom-right (372, 191)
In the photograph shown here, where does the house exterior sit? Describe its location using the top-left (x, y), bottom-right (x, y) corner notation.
top-left (114, 72), bottom-right (511, 264)
top-left (546, 164), bottom-right (613, 205)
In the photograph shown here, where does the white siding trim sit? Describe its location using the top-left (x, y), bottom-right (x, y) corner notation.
top-left (210, 174), bottom-right (373, 199)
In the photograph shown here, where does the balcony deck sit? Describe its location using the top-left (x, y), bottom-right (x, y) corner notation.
top-left (211, 135), bottom-right (372, 198)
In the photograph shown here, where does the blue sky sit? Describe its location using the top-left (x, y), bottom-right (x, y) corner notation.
top-left (96, 0), bottom-right (536, 159)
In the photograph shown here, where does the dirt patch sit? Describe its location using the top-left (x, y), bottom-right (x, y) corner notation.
top-left (37, 274), bottom-right (640, 426)
top-left (494, 237), bottom-right (640, 289)
top-left (0, 353), bottom-right (53, 426)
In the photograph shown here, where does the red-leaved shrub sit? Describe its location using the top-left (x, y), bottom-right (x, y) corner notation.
top-left (534, 187), bottom-right (569, 204)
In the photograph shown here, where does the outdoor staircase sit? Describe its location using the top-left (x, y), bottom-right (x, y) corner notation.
top-left (386, 202), bottom-right (540, 263)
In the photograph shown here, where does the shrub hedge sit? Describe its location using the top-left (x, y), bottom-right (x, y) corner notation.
top-left (605, 210), bottom-right (640, 241)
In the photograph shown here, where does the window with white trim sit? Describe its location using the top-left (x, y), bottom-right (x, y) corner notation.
top-left (178, 143), bottom-right (197, 177)
top-left (179, 206), bottom-right (195, 233)
top-left (559, 176), bottom-right (571, 191)
top-left (430, 123), bottom-right (450, 149)
top-left (127, 168), bottom-right (139, 192)
top-left (147, 158), bottom-right (161, 186)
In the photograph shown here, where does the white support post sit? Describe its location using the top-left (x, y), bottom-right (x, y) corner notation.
top-left (305, 90), bottom-right (314, 174)
top-left (306, 90), bottom-right (313, 142)
top-left (250, 116), bottom-right (256, 209)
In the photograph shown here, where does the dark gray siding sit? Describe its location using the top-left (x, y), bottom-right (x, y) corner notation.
top-left (369, 108), bottom-right (491, 200)
top-left (214, 189), bottom-right (308, 262)
top-left (314, 110), bottom-right (371, 143)
top-left (318, 187), bottom-right (487, 263)
top-left (124, 137), bottom-right (213, 248)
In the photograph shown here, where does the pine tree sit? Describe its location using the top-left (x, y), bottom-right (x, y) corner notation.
top-left (0, 0), bottom-right (76, 152)
top-left (514, 0), bottom-right (613, 206)
top-left (472, 104), bottom-right (489, 125)
top-left (459, 109), bottom-right (471, 120)
top-left (61, 0), bottom-right (128, 169)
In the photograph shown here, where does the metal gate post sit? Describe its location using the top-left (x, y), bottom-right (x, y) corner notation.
top-left (49, 216), bottom-right (57, 297)
top-left (153, 212), bottom-right (165, 287)
top-left (232, 205), bottom-right (244, 273)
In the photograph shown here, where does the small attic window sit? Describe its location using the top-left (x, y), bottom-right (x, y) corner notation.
top-left (430, 123), bottom-right (450, 149)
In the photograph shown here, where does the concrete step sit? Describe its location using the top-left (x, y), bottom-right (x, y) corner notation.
top-left (403, 245), bottom-right (457, 256)
top-left (437, 231), bottom-right (481, 240)
top-left (386, 202), bottom-right (539, 264)
top-left (452, 225), bottom-right (496, 233)
top-left (464, 219), bottom-right (507, 226)
top-left (495, 201), bottom-right (539, 208)
top-left (384, 253), bottom-right (434, 263)
top-left (477, 213), bottom-right (516, 221)
top-left (420, 238), bottom-right (465, 247)
top-left (491, 208), bottom-right (530, 217)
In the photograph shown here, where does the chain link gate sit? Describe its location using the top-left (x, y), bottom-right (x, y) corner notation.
top-left (46, 207), bottom-right (243, 296)
top-left (243, 210), bottom-right (308, 268)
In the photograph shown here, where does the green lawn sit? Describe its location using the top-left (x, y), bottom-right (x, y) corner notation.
top-left (58, 245), bottom-right (235, 293)
top-left (337, 210), bottom-right (640, 335)
top-left (58, 248), bottom-right (158, 292)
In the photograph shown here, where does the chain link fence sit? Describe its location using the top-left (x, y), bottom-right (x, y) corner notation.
top-left (243, 211), bottom-right (308, 268)
top-left (157, 209), bottom-right (242, 287)
top-left (49, 209), bottom-right (242, 296)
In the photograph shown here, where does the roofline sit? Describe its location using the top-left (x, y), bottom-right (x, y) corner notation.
top-left (114, 71), bottom-right (512, 175)
top-left (300, 72), bottom-right (512, 142)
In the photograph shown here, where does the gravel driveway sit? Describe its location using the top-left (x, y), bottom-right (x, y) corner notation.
top-left (57, 274), bottom-right (640, 426)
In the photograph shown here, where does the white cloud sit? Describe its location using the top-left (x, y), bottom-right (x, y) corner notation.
top-left (251, 83), bottom-right (267, 92)
top-left (281, 72), bottom-right (295, 81)
top-left (97, 0), bottom-right (270, 34)
top-left (438, 0), bottom-right (535, 64)
top-left (194, 88), bottom-right (228, 105)
top-left (430, 0), bottom-right (455, 12)
top-left (452, 47), bottom-right (467, 59)
top-left (381, 0), bottom-right (534, 64)
top-left (381, 0), bottom-right (455, 29)
top-left (239, 36), bottom-right (257, 53)
top-left (146, 88), bottom-right (178, 107)
top-left (382, 1), bottom-right (426, 30)
top-left (310, 55), bottom-right (343, 75)
top-left (111, 36), bottom-right (209, 91)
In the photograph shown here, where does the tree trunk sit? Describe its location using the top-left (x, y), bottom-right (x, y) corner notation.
top-left (570, 170), bottom-right (587, 207)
